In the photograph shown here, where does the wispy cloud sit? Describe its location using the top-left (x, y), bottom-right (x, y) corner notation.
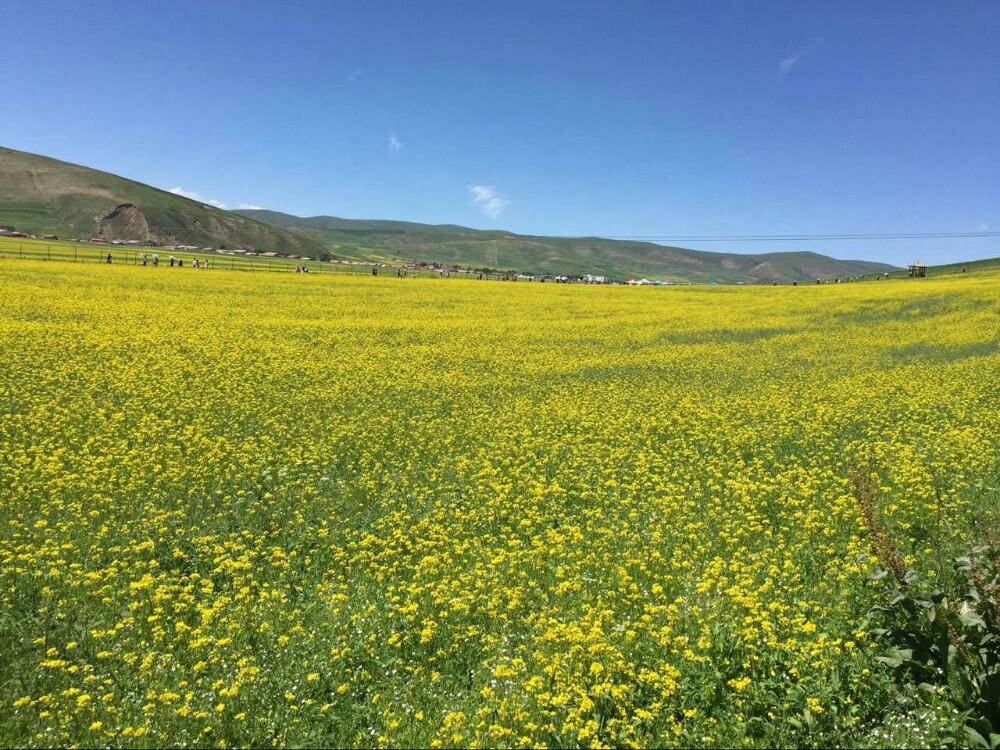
top-left (388, 135), bottom-right (403, 152)
top-left (348, 68), bottom-right (366, 82)
top-left (168, 187), bottom-right (227, 209)
top-left (977, 221), bottom-right (989, 232)
top-left (777, 37), bottom-right (823, 82)
top-left (237, 203), bottom-right (264, 211)
top-left (468, 185), bottom-right (509, 219)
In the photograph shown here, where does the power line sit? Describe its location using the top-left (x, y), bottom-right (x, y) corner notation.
top-left (30, 222), bottom-right (1000, 243)
top-left (588, 231), bottom-right (1000, 242)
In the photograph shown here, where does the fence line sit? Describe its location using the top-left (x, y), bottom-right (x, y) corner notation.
top-left (0, 241), bottom-right (503, 281)
top-left (0, 242), bottom-right (382, 275)
top-left (2, 239), bottom-right (921, 285)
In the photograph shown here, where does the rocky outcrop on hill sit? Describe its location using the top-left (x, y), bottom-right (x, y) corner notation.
top-left (98, 203), bottom-right (150, 241)
top-left (0, 147), bottom-right (329, 258)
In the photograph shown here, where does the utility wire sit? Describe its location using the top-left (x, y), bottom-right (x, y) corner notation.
top-left (36, 223), bottom-right (1000, 242)
top-left (592, 232), bottom-right (1000, 242)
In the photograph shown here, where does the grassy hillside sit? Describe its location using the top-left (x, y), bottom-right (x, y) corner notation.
top-left (0, 147), bottom-right (327, 257)
top-left (0, 145), bottom-right (900, 281)
top-left (235, 209), bottom-right (899, 283)
top-left (885, 255), bottom-right (1000, 279)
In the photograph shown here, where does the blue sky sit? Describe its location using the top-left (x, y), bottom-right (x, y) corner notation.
top-left (2, 0), bottom-right (997, 266)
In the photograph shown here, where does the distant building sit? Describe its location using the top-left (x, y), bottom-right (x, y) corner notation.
top-left (907, 263), bottom-right (927, 278)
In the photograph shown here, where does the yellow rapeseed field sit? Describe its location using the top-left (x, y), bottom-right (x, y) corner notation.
top-left (1, 261), bottom-right (998, 747)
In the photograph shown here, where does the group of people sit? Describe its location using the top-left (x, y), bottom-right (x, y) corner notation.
top-left (104, 252), bottom-right (210, 269)
top-left (166, 255), bottom-right (208, 268)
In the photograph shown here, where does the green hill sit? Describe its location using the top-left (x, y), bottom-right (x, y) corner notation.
top-left (0, 146), bottom-right (901, 281)
top-left (0, 147), bottom-right (327, 257)
top-left (235, 209), bottom-right (899, 283)
top-left (886, 256), bottom-right (1000, 279)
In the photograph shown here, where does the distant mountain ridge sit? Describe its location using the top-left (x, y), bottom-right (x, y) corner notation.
top-left (234, 208), bottom-right (899, 283)
top-left (0, 147), bottom-right (327, 256)
top-left (0, 146), bottom-right (900, 282)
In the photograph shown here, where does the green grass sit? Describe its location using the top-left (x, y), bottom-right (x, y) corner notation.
top-left (885, 256), bottom-right (1000, 279)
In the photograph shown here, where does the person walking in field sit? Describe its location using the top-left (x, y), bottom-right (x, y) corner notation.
top-left (141, 254), bottom-right (148, 266)
top-left (169, 256), bottom-right (175, 267)
top-left (106, 253), bottom-right (112, 264)
top-left (193, 258), bottom-right (199, 269)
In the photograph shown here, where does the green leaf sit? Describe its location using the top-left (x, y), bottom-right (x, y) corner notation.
top-left (965, 726), bottom-right (990, 748)
top-left (876, 655), bottom-right (903, 668)
top-left (959, 608), bottom-right (986, 628)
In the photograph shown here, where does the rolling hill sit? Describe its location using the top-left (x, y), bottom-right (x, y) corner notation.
top-left (0, 145), bottom-right (900, 282)
top-left (234, 209), bottom-right (899, 283)
top-left (885, 255), bottom-right (1000, 279)
top-left (0, 147), bottom-right (327, 257)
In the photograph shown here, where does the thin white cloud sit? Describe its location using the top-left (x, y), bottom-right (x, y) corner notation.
top-left (777, 37), bottom-right (823, 82)
top-left (977, 221), bottom-right (989, 232)
top-left (348, 68), bottom-right (366, 82)
top-left (168, 187), bottom-right (227, 209)
top-left (468, 185), bottom-right (510, 219)
top-left (167, 186), bottom-right (200, 200)
top-left (388, 135), bottom-right (403, 152)
top-left (238, 203), bottom-right (264, 211)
